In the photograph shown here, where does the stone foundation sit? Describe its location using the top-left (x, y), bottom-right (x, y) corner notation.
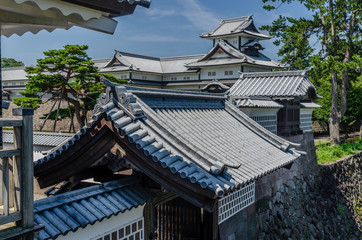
top-left (256, 152), bottom-right (362, 240)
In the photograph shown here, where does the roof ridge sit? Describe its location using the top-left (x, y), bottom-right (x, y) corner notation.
top-left (225, 100), bottom-right (300, 149)
top-left (242, 70), bottom-right (306, 78)
top-left (160, 54), bottom-right (204, 61)
top-left (125, 85), bottom-right (226, 100)
top-left (220, 16), bottom-right (251, 23)
top-left (115, 50), bottom-right (161, 61)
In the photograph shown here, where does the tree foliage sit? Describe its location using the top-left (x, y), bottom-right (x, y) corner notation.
top-left (13, 45), bottom-right (127, 129)
top-left (262, 0), bottom-right (361, 145)
top-left (1, 58), bottom-right (24, 68)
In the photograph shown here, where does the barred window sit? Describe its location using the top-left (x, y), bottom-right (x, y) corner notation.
top-left (218, 181), bottom-right (255, 224)
top-left (224, 70), bottom-right (233, 76)
top-left (251, 115), bottom-right (277, 134)
top-left (93, 218), bottom-right (144, 240)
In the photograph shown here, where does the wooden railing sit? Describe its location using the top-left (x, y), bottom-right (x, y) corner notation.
top-left (0, 108), bottom-right (42, 239)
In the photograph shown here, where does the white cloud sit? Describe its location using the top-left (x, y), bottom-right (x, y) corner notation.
top-left (144, 0), bottom-right (219, 32)
top-left (127, 34), bottom-right (180, 42)
top-left (145, 8), bottom-right (177, 18)
top-left (177, 0), bottom-right (219, 32)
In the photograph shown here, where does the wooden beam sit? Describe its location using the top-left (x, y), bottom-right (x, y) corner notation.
top-left (2, 157), bottom-right (9, 216)
top-left (0, 212), bottom-right (21, 225)
top-left (0, 119), bottom-right (22, 127)
top-left (0, 150), bottom-right (20, 158)
top-left (13, 127), bottom-right (21, 213)
top-left (0, 224), bottom-right (44, 240)
top-left (36, 127), bottom-right (116, 188)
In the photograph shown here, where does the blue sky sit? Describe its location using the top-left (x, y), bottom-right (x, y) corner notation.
top-left (2, 0), bottom-right (310, 66)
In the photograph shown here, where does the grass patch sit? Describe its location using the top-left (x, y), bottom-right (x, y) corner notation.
top-left (316, 139), bottom-right (362, 164)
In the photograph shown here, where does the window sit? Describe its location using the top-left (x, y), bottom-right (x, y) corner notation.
top-left (224, 70), bottom-right (233, 76)
top-left (232, 40), bottom-right (238, 45)
top-left (121, 75), bottom-right (128, 79)
top-left (251, 115), bottom-right (277, 134)
top-left (141, 76), bottom-right (147, 80)
top-left (171, 77), bottom-right (177, 81)
top-left (12, 82), bottom-right (16, 86)
top-left (183, 76), bottom-right (190, 80)
top-left (4, 83), bottom-right (7, 86)
top-left (208, 72), bottom-right (216, 77)
top-left (92, 217), bottom-right (144, 240)
top-left (300, 113), bottom-right (313, 132)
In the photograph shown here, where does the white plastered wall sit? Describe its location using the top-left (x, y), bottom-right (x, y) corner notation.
top-left (300, 108), bottom-right (315, 133)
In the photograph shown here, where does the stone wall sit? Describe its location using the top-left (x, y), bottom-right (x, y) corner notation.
top-left (3, 101), bottom-right (84, 132)
top-left (218, 132), bottom-right (318, 240)
top-left (256, 151), bottom-right (362, 240)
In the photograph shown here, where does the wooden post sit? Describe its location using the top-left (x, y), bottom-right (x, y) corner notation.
top-left (2, 157), bottom-right (9, 216)
top-left (13, 126), bottom-right (22, 212)
top-left (212, 203), bottom-right (219, 240)
top-left (13, 108), bottom-right (34, 231)
top-left (0, 23), bottom-right (3, 149)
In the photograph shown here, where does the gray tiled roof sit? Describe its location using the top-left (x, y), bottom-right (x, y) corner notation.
top-left (200, 16), bottom-right (270, 39)
top-left (234, 97), bottom-right (283, 108)
top-left (35, 78), bottom-right (302, 198)
top-left (34, 178), bottom-right (154, 240)
top-left (102, 51), bottom-right (202, 74)
top-left (186, 39), bottom-right (281, 68)
top-left (300, 102), bottom-right (322, 108)
top-left (3, 130), bottom-right (74, 147)
top-left (230, 70), bottom-right (320, 98)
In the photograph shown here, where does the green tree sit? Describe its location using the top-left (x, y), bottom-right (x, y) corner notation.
top-left (262, 0), bottom-right (361, 145)
top-left (1, 58), bottom-right (24, 68)
top-left (13, 45), bottom-right (126, 129)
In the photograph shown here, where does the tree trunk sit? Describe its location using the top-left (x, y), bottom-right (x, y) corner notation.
top-left (329, 116), bottom-right (340, 145)
top-left (329, 71), bottom-right (340, 145)
top-left (65, 97), bottom-right (85, 128)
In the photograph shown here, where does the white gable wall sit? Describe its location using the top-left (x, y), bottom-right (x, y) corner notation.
top-left (132, 72), bottom-right (162, 81)
top-left (200, 66), bottom-right (241, 80)
top-left (163, 73), bottom-right (199, 82)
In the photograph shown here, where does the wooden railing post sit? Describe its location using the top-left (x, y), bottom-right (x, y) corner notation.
top-left (12, 108), bottom-right (34, 230)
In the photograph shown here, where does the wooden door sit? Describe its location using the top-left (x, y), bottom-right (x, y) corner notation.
top-left (155, 197), bottom-right (201, 240)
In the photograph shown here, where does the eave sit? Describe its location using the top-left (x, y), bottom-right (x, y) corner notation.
top-left (34, 113), bottom-right (217, 211)
top-left (1, 0), bottom-right (149, 36)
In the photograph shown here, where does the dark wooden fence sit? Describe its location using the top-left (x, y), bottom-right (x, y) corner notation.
top-left (0, 108), bottom-right (42, 239)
